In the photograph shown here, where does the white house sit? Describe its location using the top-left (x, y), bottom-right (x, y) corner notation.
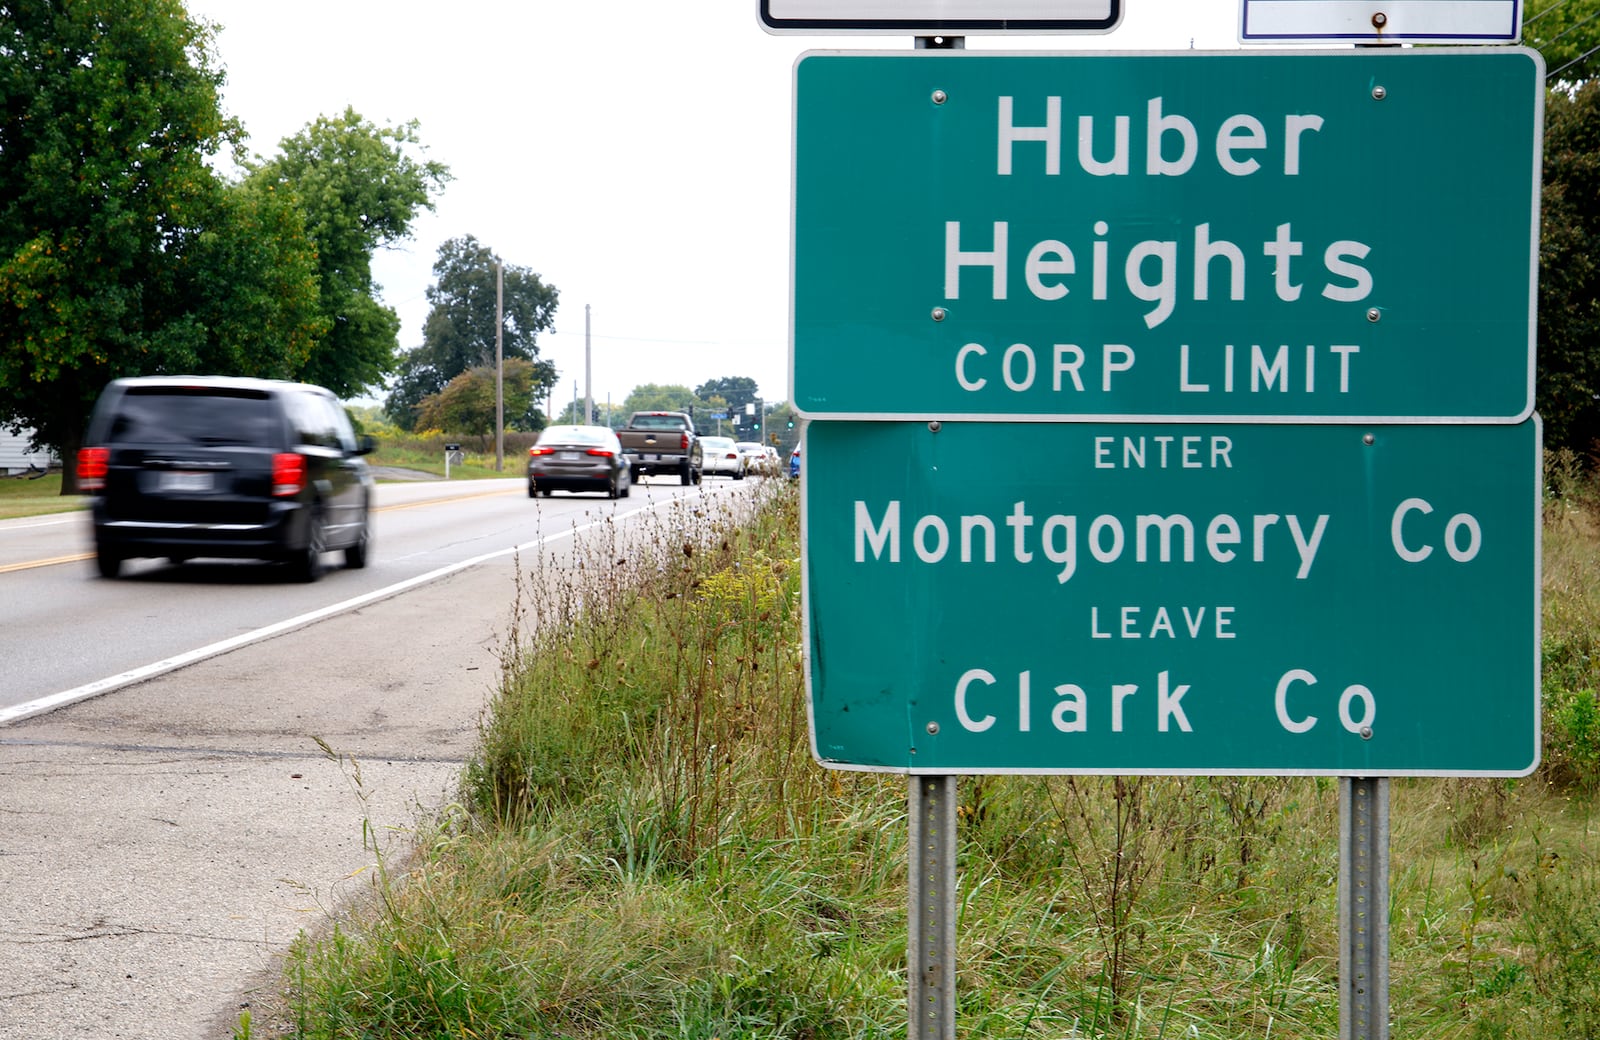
top-left (0, 428), bottom-right (59, 475)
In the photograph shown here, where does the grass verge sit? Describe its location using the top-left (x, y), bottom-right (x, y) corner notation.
top-left (0, 433), bottom-right (517, 525)
top-left (253, 466), bottom-right (1600, 1040)
top-left (0, 472), bottom-right (82, 518)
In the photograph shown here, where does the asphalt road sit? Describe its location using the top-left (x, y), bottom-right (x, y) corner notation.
top-left (0, 474), bottom-right (740, 1039)
top-left (0, 475), bottom-right (695, 717)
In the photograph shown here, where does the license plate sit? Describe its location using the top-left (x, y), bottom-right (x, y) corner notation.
top-left (159, 471), bottom-right (213, 493)
top-left (559, 450), bottom-right (580, 460)
top-left (643, 453), bottom-right (660, 461)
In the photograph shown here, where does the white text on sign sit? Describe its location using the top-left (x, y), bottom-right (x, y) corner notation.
top-left (949, 668), bottom-right (1379, 736)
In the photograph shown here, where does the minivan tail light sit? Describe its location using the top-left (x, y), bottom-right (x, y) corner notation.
top-left (77, 447), bottom-right (109, 491)
top-left (272, 453), bottom-right (306, 496)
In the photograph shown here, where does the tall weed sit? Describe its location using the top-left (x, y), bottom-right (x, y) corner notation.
top-left (274, 460), bottom-right (1600, 1039)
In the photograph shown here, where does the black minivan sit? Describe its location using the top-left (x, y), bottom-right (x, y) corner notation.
top-left (77, 376), bottom-right (375, 581)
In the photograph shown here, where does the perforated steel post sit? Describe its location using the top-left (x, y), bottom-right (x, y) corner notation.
top-left (908, 774), bottom-right (957, 1040)
top-left (1339, 777), bottom-right (1390, 1040)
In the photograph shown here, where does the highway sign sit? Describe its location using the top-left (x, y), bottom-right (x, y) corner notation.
top-left (790, 49), bottom-right (1543, 422)
top-left (760, 0), bottom-right (1121, 34)
top-left (802, 418), bottom-right (1540, 775)
top-left (1240, 0), bottom-right (1523, 43)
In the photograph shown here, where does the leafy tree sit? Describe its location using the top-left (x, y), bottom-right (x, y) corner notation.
top-left (753, 401), bottom-right (798, 452)
top-left (176, 176), bottom-right (326, 379)
top-left (1526, 0), bottom-right (1600, 85)
top-left (620, 384), bottom-right (702, 418)
top-left (551, 399), bottom-right (617, 426)
top-left (695, 376), bottom-right (759, 417)
top-left (1536, 79), bottom-right (1600, 454)
top-left (414, 358), bottom-right (541, 438)
top-left (247, 107), bottom-right (450, 399)
top-left (0, 0), bottom-right (299, 489)
top-left (387, 235), bottom-right (558, 429)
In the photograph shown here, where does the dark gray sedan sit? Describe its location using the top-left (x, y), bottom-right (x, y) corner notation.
top-left (527, 425), bottom-right (633, 499)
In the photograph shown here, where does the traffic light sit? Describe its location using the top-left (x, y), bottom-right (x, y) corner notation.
top-left (787, 419), bottom-right (795, 429)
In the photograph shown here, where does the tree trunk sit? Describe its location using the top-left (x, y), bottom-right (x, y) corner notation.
top-left (58, 428), bottom-right (82, 496)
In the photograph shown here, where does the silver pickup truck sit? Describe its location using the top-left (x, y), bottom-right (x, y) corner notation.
top-left (617, 411), bottom-right (703, 485)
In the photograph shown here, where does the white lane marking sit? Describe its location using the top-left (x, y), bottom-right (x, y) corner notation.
top-left (0, 505), bottom-right (645, 726)
top-left (0, 514), bottom-right (81, 531)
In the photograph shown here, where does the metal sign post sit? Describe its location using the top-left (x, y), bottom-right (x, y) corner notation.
top-left (908, 775), bottom-right (958, 1040)
top-left (1340, 777), bottom-right (1390, 1040)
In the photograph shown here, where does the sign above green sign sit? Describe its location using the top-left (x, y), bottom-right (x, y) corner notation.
top-left (759, 0), bottom-right (1121, 34)
top-left (1239, 0), bottom-right (1523, 44)
top-left (790, 49), bottom-right (1543, 422)
top-left (802, 419), bottom-right (1540, 776)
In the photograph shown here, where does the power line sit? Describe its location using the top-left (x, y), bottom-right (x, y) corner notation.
top-left (542, 328), bottom-right (783, 350)
top-left (1549, 7), bottom-right (1600, 45)
top-left (1549, 40), bottom-right (1600, 80)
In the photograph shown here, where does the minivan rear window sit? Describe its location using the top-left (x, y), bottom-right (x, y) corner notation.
top-left (107, 388), bottom-right (280, 447)
top-left (538, 426), bottom-right (612, 446)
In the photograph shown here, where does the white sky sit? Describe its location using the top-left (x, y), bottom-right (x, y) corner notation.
top-left (184, 0), bottom-right (1246, 412)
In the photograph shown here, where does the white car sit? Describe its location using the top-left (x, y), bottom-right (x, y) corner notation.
top-left (736, 441), bottom-right (771, 476)
top-left (699, 436), bottom-right (746, 479)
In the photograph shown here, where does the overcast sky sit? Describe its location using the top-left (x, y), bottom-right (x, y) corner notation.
top-left (183, 0), bottom-right (1245, 412)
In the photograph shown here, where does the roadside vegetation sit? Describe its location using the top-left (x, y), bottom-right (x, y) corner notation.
top-left (243, 458), bottom-right (1600, 1040)
top-left (0, 427), bottom-right (519, 518)
top-left (0, 473), bottom-right (80, 518)
top-left (350, 416), bottom-right (540, 481)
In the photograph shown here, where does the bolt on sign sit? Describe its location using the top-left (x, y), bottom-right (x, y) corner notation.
top-left (789, 49), bottom-right (1543, 422)
top-left (801, 418), bottom-right (1540, 776)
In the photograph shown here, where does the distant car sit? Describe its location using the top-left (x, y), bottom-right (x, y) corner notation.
top-left (527, 425), bottom-right (632, 499)
top-left (77, 375), bottom-right (375, 581)
top-left (617, 410), bottom-right (701, 485)
top-left (788, 444), bottom-right (801, 479)
top-left (700, 436), bottom-right (746, 479)
top-left (735, 441), bottom-right (771, 476)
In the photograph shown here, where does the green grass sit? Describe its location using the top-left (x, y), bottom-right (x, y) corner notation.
top-left (0, 472), bottom-right (83, 518)
top-left (364, 430), bottom-right (539, 480)
top-left (235, 462), bottom-right (1600, 1038)
top-left (0, 433), bottom-right (523, 525)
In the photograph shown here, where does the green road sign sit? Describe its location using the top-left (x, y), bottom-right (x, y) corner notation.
top-left (791, 49), bottom-right (1543, 422)
top-left (802, 419), bottom-right (1540, 775)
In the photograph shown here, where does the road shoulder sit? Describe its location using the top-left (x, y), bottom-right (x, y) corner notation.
top-left (0, 561), bottom-right (518, 1040)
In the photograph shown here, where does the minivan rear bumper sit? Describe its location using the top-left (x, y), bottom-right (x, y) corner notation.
top-left (92, 501), bottom-right (306, 562)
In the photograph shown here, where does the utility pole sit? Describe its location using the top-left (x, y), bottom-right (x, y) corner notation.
top-left (584, 304), bottom-right (593, 425)
top-left (495, 259), bottom-right (504, 471)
